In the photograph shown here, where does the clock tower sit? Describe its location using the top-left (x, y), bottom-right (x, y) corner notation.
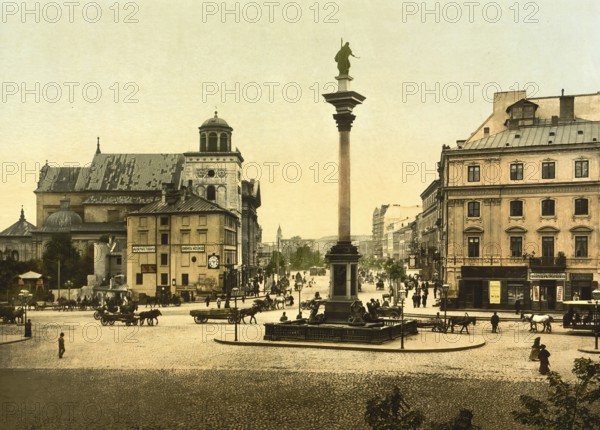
top-left (184, 111), bottom-right (243, 266)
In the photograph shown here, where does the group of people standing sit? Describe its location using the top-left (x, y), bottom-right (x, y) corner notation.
top-left (529, 336), bottom-right (551, 375)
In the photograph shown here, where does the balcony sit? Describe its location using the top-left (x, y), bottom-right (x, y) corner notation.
top-left (529, 256), bottom-right (566, 271)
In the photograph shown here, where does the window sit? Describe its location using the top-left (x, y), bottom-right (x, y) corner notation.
top-left (541, 199), bottom-right (555, 216)
top-left (182, 216), bottom-right (190, 226)
top-left (510, 163), bottom-right (523, 180)
top-left (510, 200), bottom-right (523, 217)
top-left (160, 274), bottom-right (168, 285)
top-left (467, 201), bottom-right (480, 217)
top-left (208, 133), bottom-right (218, 151)
top-left (542, 237), bottom-right (554, 257)
top-left (182, 274), bottom-right (189, 286)
top-left (575, 236), bottom-right (588, 257)
top-left (160, 217), bottom-right (169, 226)
top-left (467, 165), bottom-right (480, 182)
top-left (136, 273), bottom-right (143, 285)
top-left (160, 253), bottom-right (168, 266)
top-left (575, 160), bottom-right (589, 178)
top-left (468, 237), bottom-right (480, 257)
top-left (161, 233), bottom-right (169, 245)
top-left (116, 257), bottom-right (122, 265)
top-left (510, 237), bottom-right (523, 257)
top-left (574, 198), bottom-right (589, 215)
top-left (139, 217), bottom-right (147, 228)
top-left (207, 185), bottom-right (216, 201)
top-left (541, 162), bottom-right (555, 179)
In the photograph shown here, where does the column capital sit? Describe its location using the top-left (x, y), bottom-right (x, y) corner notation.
top-left (333, 113), bottom-right (356, 132)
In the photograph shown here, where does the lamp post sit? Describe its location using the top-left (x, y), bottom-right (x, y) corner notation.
top-left (297, 281), bottom-right (303, 320)
top-left (441, 284), bottom-right (450, 332)
top-left (233, 286), bottom-right (239, 342)
top-left (592, 288), bottom-right (600, 350)
top-left (399, 286), bottom-right (407, 350)
top-left (65, 280), bottom-right (73, 302)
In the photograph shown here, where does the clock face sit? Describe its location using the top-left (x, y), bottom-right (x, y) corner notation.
top-left (208, 255), bottom-right (220, 269)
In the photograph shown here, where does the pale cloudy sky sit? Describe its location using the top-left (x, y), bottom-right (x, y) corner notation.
top-left (1, 1), bottom-right (599, 243)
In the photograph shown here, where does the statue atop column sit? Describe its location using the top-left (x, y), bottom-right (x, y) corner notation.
top-left (335, 39), bottom-right (359, 77)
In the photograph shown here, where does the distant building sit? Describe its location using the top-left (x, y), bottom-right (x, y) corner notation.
top-left (417, 180), bottom-right (442, 281)
top-left (0, 208), bottom-right (36, 262)
top-left (372, 205), bottom-right (421, 259)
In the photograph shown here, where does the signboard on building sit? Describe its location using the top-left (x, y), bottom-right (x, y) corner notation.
top-left (489, 280), bottom-right (501, 304)
top-left (132, 245), bottom-right (156, 253)
top-left (408, 255), bottom-right (417, 269)
top-left (141, 264), bottom-right (156, 274)
top-left (556, 285), bottom-right (564, 302)
top-left (529, 272), bottom-right (567, 281)
top-left (181, 245), bottom-right (205, 253)
top-left (532, 285), bottom-right (540, 301)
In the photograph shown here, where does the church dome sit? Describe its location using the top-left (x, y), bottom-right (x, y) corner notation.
top-left (45, 198), bottom-right (82, 228)
top-left (200, 111), bottom-right (232, 131)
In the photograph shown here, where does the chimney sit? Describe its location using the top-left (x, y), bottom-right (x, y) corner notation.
top-left (483, 127), bottom-right (490, 137)
top-left (559, 91), bottom-right (574, 122)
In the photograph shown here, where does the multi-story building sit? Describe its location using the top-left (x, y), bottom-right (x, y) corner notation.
top-left (441, 90), bottom-right (600, 311)
top-left (418, 180), bottom-right (442, 281)
top-left (126, 186), bottom-right (238, 298)
top-left (372, 205), bottom-right (421, 259)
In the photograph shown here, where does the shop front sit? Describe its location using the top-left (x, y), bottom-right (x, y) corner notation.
top-left (529, 272), bottom-right (566, 311)
top-left (459, 266), bottom-right (529, 310)
top-left (569, 273), bottom-right (597, 301)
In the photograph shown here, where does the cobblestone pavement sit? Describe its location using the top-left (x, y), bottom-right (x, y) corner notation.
top-left (1, 277), bottom-right (599, 429)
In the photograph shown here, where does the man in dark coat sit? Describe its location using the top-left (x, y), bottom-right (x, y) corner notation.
top-left (58, 332), bottom-right (65, 358)
top-left (490, 312), bottom-right (500, 333)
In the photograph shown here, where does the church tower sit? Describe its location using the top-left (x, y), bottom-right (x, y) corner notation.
top-left (183, 112), bottom-right (243, 265)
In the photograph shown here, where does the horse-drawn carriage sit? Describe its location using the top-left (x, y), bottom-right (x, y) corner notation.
top-left (190, 308), bottom-right (242, 324)
top-left (98, 308), bottom-right (161, 326)
top-left (100, 312), bottom-right (139, 326)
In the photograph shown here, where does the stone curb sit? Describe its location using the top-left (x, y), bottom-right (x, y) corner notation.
top-left (0, 337), bottom-right (32, 346)
top-left (214, 338), bottom-right (486, 353)
top-left (577, 348), bottom-right (600, 354)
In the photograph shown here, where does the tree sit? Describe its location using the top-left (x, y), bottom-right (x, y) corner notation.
top-left (42, 234), bottom-right (88, 288)
top-left (365, 386), bottom-right (425, 430)
top-left (512, 357), bottom-right (600, 430)
top-left (290, 245), bottom-right (323, 270)
top-left (383, 258), bottom-right (405, 284)
top-left (265, 251), bottom-right (286, 278)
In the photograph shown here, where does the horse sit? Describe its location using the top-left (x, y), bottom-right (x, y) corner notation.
top-left (139, 309), bottom-right (161, 326)
top-left (145, 296), bottom-right (160, 308)
top-left (274, 297), bottom-right (286, 309)
top-left (120, 303), bottom-right (138, 314)
top-left (448, 314), bottom-right (477, 334)
top-left (521, 313), bottom-right (554, 333)
top-left (239, 305), bottom-right (261, 324)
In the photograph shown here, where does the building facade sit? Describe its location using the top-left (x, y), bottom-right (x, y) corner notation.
top-left (417, 180), bottom-right (442, 281)
top-left (372, 205), bottom-right (421, 259)
top-left (441, 90), bottom-right (600, 310)
top-left (126, 187), bottom-right (238, 298)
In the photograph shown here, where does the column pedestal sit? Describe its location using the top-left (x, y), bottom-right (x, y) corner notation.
top-left (324, 242), bottom-right (360, 323)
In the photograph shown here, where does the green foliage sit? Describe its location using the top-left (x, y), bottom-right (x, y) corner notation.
top-left (0, 258), bottom-right (41, 300)
top-left (383, 258), bottom-right (405, 281)
top-left (289, 245), bottom-right (323, 270)
top-left (42, 234), bottom-right (90, 288)
top-left (360, 255), bottom-right (383, 270)
top-left (365, 386), bottom-right (425, 430)
top-left (265, 251), bottom-right (286, 277)
top-left (512, 357), bottom-right (600, 430)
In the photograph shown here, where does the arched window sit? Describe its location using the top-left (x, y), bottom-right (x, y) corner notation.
top-left (220, 133), bottom-right (229, 151)
top-left (200, 133), bottom-right (207, 151)
top-left (208, 133), bottom-right (218, 151)
top-left (206, 185), bottom-right (216, 201)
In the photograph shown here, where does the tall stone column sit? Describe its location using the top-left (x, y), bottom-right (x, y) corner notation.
top-left (322, 76), bottom-right (365, 322)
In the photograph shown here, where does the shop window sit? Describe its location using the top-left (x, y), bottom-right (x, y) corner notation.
top-left (182, 274), bottom-right (189, 286)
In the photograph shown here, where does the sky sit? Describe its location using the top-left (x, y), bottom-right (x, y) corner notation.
top-left (1, 0), bottom-right (600, 243)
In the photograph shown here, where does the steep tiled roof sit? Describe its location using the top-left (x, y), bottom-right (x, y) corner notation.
top-left (35, 154), bottom-right (184, 192)
top-left (131, 193), bottom-right (232, 216)
top-left (459, 122), bottom-right (600, 150)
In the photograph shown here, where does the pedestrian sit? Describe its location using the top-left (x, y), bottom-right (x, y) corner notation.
top-left (515, 299), bottom-right (521, 315)
top-left (24, 319), bottom-right (32, 338)
top-left (58, 332), bottom-right (65, 358)
top-left (216, 297), bottom-right (221, 309)
top-left (433, 283), bottom-right (438, 299)
top-left (538, 344), bottom-right (551, 375)
top-left (412, 292), bottom-right (418, 308)
top-left (490, 311), bottom-right (500, 333)
top-left (529, 336), bottom-right (541, 361)
top-left (421, 293), bottom-right (427, 308)
top-left (205, 295), bottom-right (210, 307)
top-left (288, 295), bottom-right (294, 306)
top-left (280, 312), bottom-right (288, 322)
top-left (416, 293), bottom-right (421, 308)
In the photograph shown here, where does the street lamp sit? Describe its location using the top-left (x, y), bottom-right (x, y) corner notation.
top-left (441, 284), bottom-right (450, 331)
top-left (592, 288), bottom-right (600, 350)
top-left (399, 285), bottom-right (407, 350)
top-left (65, 280), bottom-right (73, 302)
top-left (233, 287), bottom-right (239, 342)
top-left (297, 280), bottom-right (303, 320)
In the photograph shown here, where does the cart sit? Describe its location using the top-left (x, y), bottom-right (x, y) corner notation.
top-left (190, 308), bottom-right (241, 324)
top-left (100, 312), bottom-right (139, 326)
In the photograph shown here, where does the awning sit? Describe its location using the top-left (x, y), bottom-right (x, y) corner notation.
top-left (19, 271), bottom-right (42, 279)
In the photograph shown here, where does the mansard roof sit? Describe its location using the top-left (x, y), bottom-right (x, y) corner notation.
top-left (0, 209), bottom-right (35, 237)
top-left (457, 121), bottom-right (600, 150)
top-left (35, 153), bottom-right (185, 193)
top-left (131, 193), bottom-right (234, 217)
